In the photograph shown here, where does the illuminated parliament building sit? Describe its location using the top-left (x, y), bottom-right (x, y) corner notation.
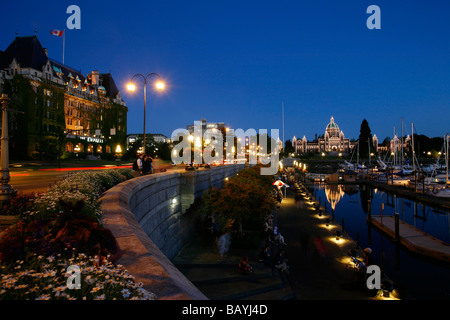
top-left (292, 116), bottom-right (357, 155)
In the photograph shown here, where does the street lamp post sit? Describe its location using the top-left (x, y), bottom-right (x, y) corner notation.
top-left (127, 73), bottom-right (164, 155)
top-left (0, 94), bottom-right (16, 204)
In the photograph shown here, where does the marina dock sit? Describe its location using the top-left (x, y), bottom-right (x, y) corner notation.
top-left (368, 215), bottom-right (450, 263)
top-left (365, 180), bottom-right (450, 211)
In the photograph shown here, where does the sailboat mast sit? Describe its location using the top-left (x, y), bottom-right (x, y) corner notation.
top-left (393, 127), bottom-right (396, 167)
top-left (401, 118), bottom-right (404, 170)
top-left (412, 123), bottom-right (415, 173)
top-left (282, 101), bottom-right (285, 150)
top-left (446, 134), bottom-right (449, 184)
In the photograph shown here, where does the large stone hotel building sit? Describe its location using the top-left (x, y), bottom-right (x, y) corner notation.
top-left (0, 35), bottom-right (127, 160)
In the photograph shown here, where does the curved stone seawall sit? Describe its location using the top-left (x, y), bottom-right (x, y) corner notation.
top-left (100, 164), bottom-right (245, 300)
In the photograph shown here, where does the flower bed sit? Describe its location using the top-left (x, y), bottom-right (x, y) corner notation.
top-left (0, 168), bottom-right (157, 300)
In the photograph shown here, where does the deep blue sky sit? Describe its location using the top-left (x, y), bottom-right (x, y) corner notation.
top-left (1, 0), bottom-right (449, 142)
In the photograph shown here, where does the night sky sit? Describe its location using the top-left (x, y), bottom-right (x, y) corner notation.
top-left (1, 0), bottom-right (449, 142)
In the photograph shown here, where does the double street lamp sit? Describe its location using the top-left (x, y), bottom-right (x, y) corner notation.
top-left (127, 73), bottom-right (165, 155)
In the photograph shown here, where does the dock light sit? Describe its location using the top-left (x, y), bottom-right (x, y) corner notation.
top-left (334, 230), bottom-right (341, 241)
top-left (381, 280), bottom-right (394, 298)
top-left (325, 218), bottom-right (330, 227)
top-left (347, 249), bottom-right (358, 258)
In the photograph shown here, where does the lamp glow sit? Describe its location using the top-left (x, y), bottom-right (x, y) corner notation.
top-left (127, 83), bottom-right (136, 92)
top-left (156, 81), bottom-right (165, 90)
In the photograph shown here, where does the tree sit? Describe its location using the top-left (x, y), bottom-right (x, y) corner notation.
top-left (283, 139), bottom-right (294, 156)
top-left (358, 119), bottom-right (373, 159)
top-left (202, 166), bottom-right (276, 236)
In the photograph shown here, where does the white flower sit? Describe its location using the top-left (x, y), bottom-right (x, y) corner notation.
top-left (121, 289), bottom-right (130, 299)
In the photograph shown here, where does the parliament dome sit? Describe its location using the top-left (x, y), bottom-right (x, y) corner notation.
top-left (325, 116), bottom-right (340, 137)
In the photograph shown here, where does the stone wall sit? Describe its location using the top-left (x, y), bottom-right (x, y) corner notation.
top-left (100, 164), bottom-right (244, 300)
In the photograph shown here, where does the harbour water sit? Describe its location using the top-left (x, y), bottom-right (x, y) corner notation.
top-left (311, 182), bottom-right (450, 299)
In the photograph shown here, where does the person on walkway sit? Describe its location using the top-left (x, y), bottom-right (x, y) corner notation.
top-left (142, 155), bottom-right (149, 175)
top-left (258, 245), bottom-right (273, 268)
top-left (274, 249), bottom-right (289, 275)
top-left (238, 256), bottom-right (252, 275)
top-left (263, 217), bottom-right (273, 242)
top-left (217, 232), bottom-right (231, 261)
top-left (142, 154), bottom-right (154, 175)
top-left (132, 154), bottom-right (143, 175)
top-left (273, 227), bottom-right (287, 246)
top-left (146, 155), bottom-right (153, 174)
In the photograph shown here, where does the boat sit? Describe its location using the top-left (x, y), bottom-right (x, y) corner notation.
top-left (428, 186), bottom-right (450, 198)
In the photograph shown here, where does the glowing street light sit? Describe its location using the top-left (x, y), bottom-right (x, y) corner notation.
top-left (156, 81), bottom-right (165, 91)
top-left (127, 83), bottom-right (136, 92)
top-left (127, 73), bottom-right (165, 154)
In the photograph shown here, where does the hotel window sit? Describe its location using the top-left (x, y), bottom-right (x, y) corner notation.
top-left (66, 142), bottom-right (74, 152)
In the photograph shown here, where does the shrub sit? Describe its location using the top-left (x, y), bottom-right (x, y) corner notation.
top-left (202, 165), bottom-right (276, 236)
top-left (0, 168), bottom-right (156, 300)
top-left (0, 251), bottom-right (156, 300)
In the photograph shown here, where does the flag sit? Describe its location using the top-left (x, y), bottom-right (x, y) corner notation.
top-left (50, 29), bottom-right (64, 37)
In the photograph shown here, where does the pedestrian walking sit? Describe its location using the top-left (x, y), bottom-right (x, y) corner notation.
top-left (274, 249), bottom-right (290, 275)
top-left (217, 232), bottom-right (231, 261)
top-left (258, 244), bottom-right (273, 268)
top-left (142, 154), bottom-right (153, 175)
top-left (132, 154), bottom-right (143, 175)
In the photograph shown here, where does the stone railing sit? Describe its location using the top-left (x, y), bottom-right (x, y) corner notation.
top-left (100, 164), bottom-right (244, 300)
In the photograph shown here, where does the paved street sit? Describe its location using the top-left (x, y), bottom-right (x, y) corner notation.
top-left (8, 159), bottom-right (176, 194)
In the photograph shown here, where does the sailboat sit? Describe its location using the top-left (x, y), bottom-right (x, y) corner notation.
top-left (429, 134), bottom-right (450, 198)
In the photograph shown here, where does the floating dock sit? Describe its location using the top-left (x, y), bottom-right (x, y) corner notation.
top-left (366, 180), bottom-right (450, 211)
top-left (368, 215), bottom-right (450, 263)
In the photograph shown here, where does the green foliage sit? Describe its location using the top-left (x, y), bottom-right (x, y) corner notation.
top-left (202, 165), bottom-right (276, 235)
top-left (0, 168), bottom-right (154, 300)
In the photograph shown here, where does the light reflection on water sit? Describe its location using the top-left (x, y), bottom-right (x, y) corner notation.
top-left (312, 183), bottom-right (450, 299)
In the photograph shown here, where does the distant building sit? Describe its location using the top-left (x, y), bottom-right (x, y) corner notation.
top-left (293, 116), bottom-right (356, 154)
top-left (126, 133), bottom-right (169, 151)
top-left (186, 118), bottom-right (227, 134)
top-left (0, 35), bottom-right (127, 159)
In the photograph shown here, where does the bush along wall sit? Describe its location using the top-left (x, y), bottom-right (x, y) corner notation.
top-left (202, 165), bottom-right (277, 241)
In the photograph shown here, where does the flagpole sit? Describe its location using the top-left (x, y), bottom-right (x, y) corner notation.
top-left (63, 29), bottom-right (65, 65)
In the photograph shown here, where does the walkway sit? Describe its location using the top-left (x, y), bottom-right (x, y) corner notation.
top-left (172, 181), bottom-right (389, 300)
top-left (172, 229), bottom-right (296, 300)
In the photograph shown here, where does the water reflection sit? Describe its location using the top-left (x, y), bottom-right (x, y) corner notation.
top-left (312, 182), bottom-right (450, 299)
top-left (324, 184), bottom-right (345, 211)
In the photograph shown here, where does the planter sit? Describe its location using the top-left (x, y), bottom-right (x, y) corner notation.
top-left (0, 215), bottom-right (19, 234)
top-left (0, 215), bottom-right (19, 225)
